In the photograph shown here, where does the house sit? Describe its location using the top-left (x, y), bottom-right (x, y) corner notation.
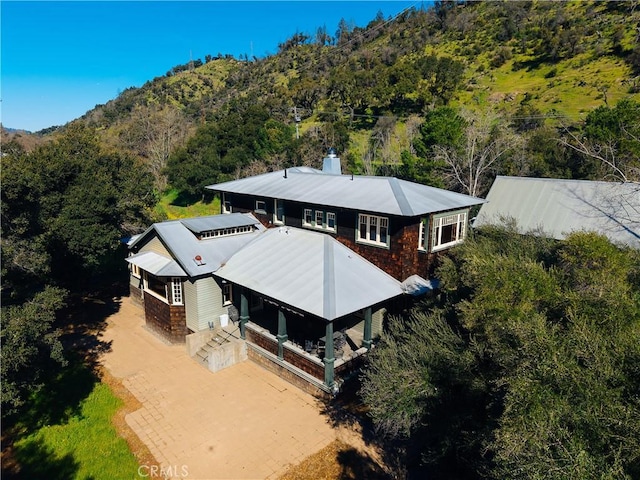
top-left (127, 150), bottom-right (485, 395)
top-left (473, 176), bottom-right (640, 250)
top-left (206, 149), bottom-right (485, 282)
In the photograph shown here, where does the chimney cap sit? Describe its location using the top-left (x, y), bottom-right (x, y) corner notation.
top-left (327, 147), bottom-right (337, 157)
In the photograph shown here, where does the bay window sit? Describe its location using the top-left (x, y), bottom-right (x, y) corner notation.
top-left (431, 210), bottom-right (468, 252)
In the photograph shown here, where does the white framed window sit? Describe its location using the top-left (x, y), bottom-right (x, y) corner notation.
top-left (358, 214), bottom-right (389, 247)
top-left (326, 212), bottom-right (336, 232)
top-left (222, 283), bottom-right (233, 306)
top-left (418, 218), bottom-right (429, 251)
top-left (222, 193), bottom-right (232, 214)
top-left (302, 207), bottom-right (337, 232)
top-left (143, 273), bottom-right (184, 306)
top-left (303, 208), bottom-right (313, 226)
top-left (171, 277), bottom-right (183, 305)
top-left (431, 210), bottom-right (468, 252)
top-left (200, 225), bottom-right (252, 239)
top-left (255, 200), bottom-right (266, 214)
top-left (274, 199), bottom-right (285, 225)
top-left (130, 261), bottom-right (141, 278)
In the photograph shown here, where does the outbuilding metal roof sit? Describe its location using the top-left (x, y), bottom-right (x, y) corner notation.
top-left (207, 170), bottom-right (484, 217)
top-left (474, 176), bottom-right (640, 249)
top-left (129, 213), bottom-right (265, 277)
top-left (215, 227), bottom-right (406, 321)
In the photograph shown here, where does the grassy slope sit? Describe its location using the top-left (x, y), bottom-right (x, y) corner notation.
top-left (154, 188), bottom-right (221, 220)
top-left (11, 382), bottom-right (140, 479)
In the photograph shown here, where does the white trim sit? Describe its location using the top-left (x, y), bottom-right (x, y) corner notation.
top-left (303, 208), bottom-right (313, 226)
top-left (431, 210), bottom-right (468, 252)
top-left (418, 218), bottom-right (429, 251)
top-left (130, 261), bottom-right (141, 278)
top-left (222, 283), bottom-right (233, 306)
top-left (222, 193), bottom-right (232, 214)
top-left (273, 198), bottom-right (285, 225)
top-left (326, 212), bottom-right (336, 232)
top-left (255, 200), bottom-right (267, 214)
top-left (357, 213), bottom-right (389, 247)
top-left (171, 277), bottom-right (183, 305)
top-left (302, 207), bottom-right (336, 232)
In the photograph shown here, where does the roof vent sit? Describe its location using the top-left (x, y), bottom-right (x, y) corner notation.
top-left (322, 148), bottom-right (342, 175)
top-left (194, 255), bottom-right (206, 266)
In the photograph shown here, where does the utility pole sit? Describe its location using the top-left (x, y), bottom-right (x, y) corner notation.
top-left (293, 106), bottom-right (301, 139)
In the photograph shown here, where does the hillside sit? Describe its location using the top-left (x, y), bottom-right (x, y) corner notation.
top-left (15, 1), bottom-right (640, 199)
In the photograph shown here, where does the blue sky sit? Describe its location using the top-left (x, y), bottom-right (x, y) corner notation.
top-left (2, 1), bottom-right (420, 132)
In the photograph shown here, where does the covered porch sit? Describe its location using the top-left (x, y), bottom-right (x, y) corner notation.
top-left (214, 226), bottom-right (406, 394)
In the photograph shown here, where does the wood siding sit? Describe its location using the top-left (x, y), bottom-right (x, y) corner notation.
top-left (143, 291), bottom-right (187, 343)
top-left (225, 192), bottom-right (441, 281)
top-left (138, 235), bottom-right (170, 256)
top-left (184, 277), bottom-right (228, 332)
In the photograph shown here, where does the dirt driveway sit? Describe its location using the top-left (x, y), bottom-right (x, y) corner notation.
top-left (99, 297), bottom-right (339, 480)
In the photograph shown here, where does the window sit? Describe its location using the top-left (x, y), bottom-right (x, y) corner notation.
top-left (143, 273), bottom-right (184, 305)
top-left (222, 283), bottom-right (233, 306)
top-left (255, 200), bottom-right (266, 214)
top-left (303, 208), bottom-right (313, 226)
top-left (146, 274), bottom-right (167, 298)
top-left (200, 225), bottom-right (252, 239)
top-left (418, 218), bottom-right (429, 251)
top-left (130, 261), bottom-right (140, 278)
top-left (358, 214), bottom-right (389, 247)
top-left (302, 207), bottom-right (336, 231)
top-left (431, 210), bottom-right (468, 252)
top-left (171, 278), bottom-right (183, 305)
top-left (326, 212), bottom-right (336, 232)
top-left (222, 193), bottom-right (232, 214)
top-left (274, 199), bottom-right (285, 225)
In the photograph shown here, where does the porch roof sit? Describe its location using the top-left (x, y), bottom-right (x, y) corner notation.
top-left (215, 227), bottom-right (405, 321)
top-left (126, 251), bottom-right (187, 277)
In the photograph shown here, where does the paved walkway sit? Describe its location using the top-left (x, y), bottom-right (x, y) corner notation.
top-left (99, 298), bottom-right (337, 480)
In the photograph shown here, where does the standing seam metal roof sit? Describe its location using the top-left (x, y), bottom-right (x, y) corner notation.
top-left (206, 170), bottom-right (484, 216)
top-left (474, 176), bottom-right (640, 249)
top-left (128, 213), bottom-right (265, 277)
top-left (215, 227), bottom-right (406, 321)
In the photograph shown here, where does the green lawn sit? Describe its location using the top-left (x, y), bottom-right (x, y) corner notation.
top-left (11, 380), bottom-right (140, 480)
top-left (154, 188), bottom-right (220, 220)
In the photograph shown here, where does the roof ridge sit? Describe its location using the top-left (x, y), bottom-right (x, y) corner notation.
top-left (388, 177), bottom-right (414, 216)
top-left (323, 235), bottom-right (336, 320)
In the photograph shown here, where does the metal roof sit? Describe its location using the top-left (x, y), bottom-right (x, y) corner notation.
top-left (215, 227), bottom-right (406, 321)
top-left (129, 213), bottom-right (265, 277)
top-left (474, 176), bottom-right (640, 249)
top-left (181, 213), bottom-right (257, 233)
top-left (207, 170), bottom-right (484, 217)
top-left (126, 251), bottom-right (186, 277)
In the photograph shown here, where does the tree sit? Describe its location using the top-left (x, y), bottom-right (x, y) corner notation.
top-left (433, 109), bottom-right (520, 196)
top-left (561, 98), bottom-right (640, 182)
top-left (1, 286), bottom-right (68, 416)
top-left (361, 225), bottom-right (640, 479)
top-left (120, 104), bottom-right (192, 192)
top-left (1, 123), bottom-right (156, 296)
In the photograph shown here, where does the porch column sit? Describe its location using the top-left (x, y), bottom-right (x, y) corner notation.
top-left (277, 309), bottom-right (288, 360)
top-left (362, 307), bottom-right (372, 350)
top-left (239, 288), bottom-right (249, 340)
top-left (323, 321), bottom-right (335, 388)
